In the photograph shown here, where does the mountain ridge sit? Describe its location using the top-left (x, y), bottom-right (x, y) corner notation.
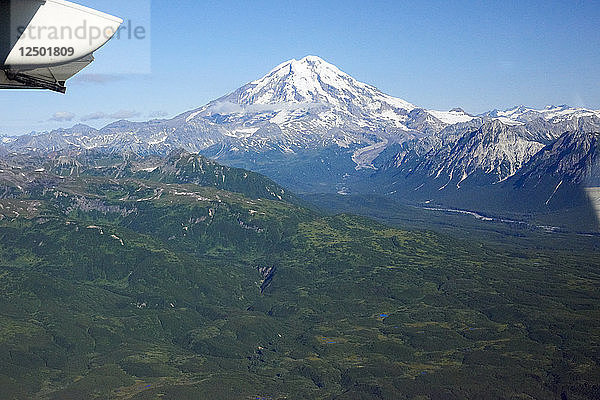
top-left (2, 55), bottom-right (600, 223)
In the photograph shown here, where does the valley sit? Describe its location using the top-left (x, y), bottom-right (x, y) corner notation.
top-left (0, 153), bottom-right (598, 399)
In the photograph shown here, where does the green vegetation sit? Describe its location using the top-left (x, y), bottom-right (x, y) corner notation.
top-left (0, 154), bottom-right (599, 399)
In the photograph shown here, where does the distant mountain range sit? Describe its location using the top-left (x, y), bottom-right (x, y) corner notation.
top-left (374, 118), bottom-right (600, 195)
top-left (4, 56), bottom-right (478, 163)
top-left (2, 56), bottom-right (599, 225)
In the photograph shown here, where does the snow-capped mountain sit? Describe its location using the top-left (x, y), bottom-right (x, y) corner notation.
top-left (3, 55), bottom-right (600, 216)
top-left (176, 56), bottom-right (474, 169)
top-left (481, 105), bottom-right (600, 126)
top-left (5, 56), bottom-right (474, 169)
top-left (190, 55), bottom-right (416, 126)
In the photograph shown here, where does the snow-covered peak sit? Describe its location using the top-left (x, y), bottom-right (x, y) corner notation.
top-left (428, 109), bottom-right (475, 125)
top-left (180, 55), bottom-right (419, 133)
top-left (226, 55), bottom-right (415, 111)
top-left (256, 55), bottom-right (341, 85)
top-left (482, 105), bottom-right (600, 125)
top-left (538, 105), bottom-right (600, 120)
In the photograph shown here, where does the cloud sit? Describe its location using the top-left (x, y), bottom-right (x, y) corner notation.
top-left (71, 74), bottom-right (126, 84)
top-left (110, 110), bottom-right (141, 119)
top-left (81, 112), bottom-right (109, 121)
top-left (81, 110), bottom-right (141, 121)
top-left (148, 110), bottom-right (169, 119)
top-left (50, 112), bottom-right (76, 122)
top-left (207, 101), bottom-right (327, 115)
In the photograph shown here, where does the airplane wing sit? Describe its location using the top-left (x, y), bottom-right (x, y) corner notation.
top-left (0, 0), bottom-right (122, 93)
top-left (0, 55), bottom-right (94, 93)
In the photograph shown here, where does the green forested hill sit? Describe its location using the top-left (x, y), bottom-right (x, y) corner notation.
top-left (0, 154), bottom-right (598, 399)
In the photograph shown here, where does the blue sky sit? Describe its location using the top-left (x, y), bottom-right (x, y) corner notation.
top-left (1, 0), bottom-right (599, 135)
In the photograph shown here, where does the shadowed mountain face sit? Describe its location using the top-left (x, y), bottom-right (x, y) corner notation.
top-left (0, 151), bottom-right (599, 399)
top-left (513, 130), bottom-right (600, 187)
top-left (368, 129), bottom-right (600, 230)
top-left (500, 131), bottom-right (600, 226)
top-left (380, 120), bottom-right (547, 188)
